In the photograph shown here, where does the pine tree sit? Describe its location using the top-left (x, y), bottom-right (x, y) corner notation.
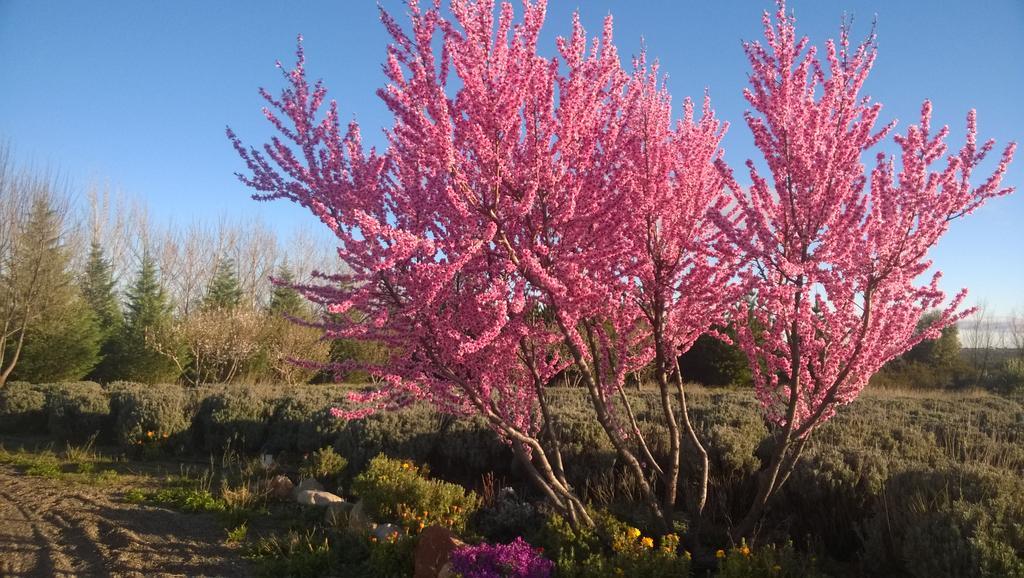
top-left (204, 258), bottom-right (243, 310)
top-left (5, 196), bottom-right (101, 382)
top-left (82, 240), bottom-right (123, 382)
top-left (268, 265), bottom-right (305, 317)
top-left (116, 250), bottom-right (179, 382)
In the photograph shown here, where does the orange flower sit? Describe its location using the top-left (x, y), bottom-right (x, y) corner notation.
top-left (715, 549), bottom-right (726, 559)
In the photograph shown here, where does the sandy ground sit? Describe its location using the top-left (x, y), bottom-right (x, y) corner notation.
top-left (0, 465), bottom-right (250, 577)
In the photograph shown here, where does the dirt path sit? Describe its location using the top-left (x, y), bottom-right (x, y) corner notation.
top-left (0, 465), bottom-right (250, 577)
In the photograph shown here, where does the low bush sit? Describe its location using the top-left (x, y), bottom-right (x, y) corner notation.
top-left (716, 540), bottom-right (827, 578)
top-left (194, 387), bottom-right (273, 453)
top-left (264, 390), bottom-right (346, 454)
top-left (860, 465), bottom-right (1024, 577)
top-left (46, 381), bottom-right (110, 443)
top-left (0, 382), bottom-right (48, 433)
top-left (110, 385), bottom-right (193, 454)
top-left (533, 510), bottom-right (690, 578)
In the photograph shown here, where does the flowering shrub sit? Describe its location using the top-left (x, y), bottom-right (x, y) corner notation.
top-left (716, 540), bottom-right (826, 578)
top-left (351, 454), bottom-right (479, 534)
top-left (533, 511), bottom-right (690, 578)
top-left (450, 537), bottom-right (553, 578)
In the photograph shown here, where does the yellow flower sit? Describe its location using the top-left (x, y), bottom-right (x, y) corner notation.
top-left (715, 549), bottom-right (726, 559)
top-left (684, 551), bottom-right (692, 560)
top-left (402, 462), bottom-right (411, 469)
top-left (772, 564), bottom-right (782, 573)
top-left (640, 537), bottom-right (654, 549)
top-left (740, 545), bottom-right (751, 557)
top-left (627, 527), bottom-right (641, 540)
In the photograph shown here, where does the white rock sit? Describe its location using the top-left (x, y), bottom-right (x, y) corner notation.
top-left (295, 489), bottom-right (344, 506)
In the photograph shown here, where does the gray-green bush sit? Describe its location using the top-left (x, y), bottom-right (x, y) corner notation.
top-left (46, 381), bottom-right (110, 443)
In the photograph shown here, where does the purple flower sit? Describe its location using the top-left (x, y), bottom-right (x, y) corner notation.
top-left (450, 537), bottom-right (553, 578)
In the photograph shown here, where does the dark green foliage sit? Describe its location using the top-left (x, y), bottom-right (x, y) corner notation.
top-left (268, 265), bottom-right (306, 317)
top-left (46, 381), bottom-right (110, 443)
top-left (115, 251), bottom-right (179, 383)
top-left (679, 332), bottom-right (753, 387)
top-left (0, 381), bottom-right (48, 433)
top-left (204, 258), bottom-right (243, 310)
top-left (5, 197), bottom-right (101, 383)
top-left (82, 241), bottom-right (124, 382)
top-left (871, 311), bottom-right (970, 389)
top-left (14, 298), bottom-right (102, 382)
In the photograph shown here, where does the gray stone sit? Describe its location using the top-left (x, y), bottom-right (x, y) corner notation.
top-left (295, 489), bottom-right (344, 506)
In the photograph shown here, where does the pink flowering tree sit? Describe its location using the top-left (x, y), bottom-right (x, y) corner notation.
top-left (715, 3), bottom-right (1016, 539)
top-left (228, 0), bottom-right (740, 532)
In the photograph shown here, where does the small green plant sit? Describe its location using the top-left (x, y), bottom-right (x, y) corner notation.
top-left (124, 488), bottom-right (147, 503)
top-left (299, 446), bottom-right (348, 487)
top-left (25, 459), bottom-right (62, 478)
top-left (226, 523), bottom-right (249, 544)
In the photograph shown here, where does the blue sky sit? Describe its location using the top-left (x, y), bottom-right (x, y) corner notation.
top-left (1, 0), bottom-right (1021, 314)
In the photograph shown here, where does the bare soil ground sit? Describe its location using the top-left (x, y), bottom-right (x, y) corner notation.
top-left (0, 465), bottom-right (250, 577)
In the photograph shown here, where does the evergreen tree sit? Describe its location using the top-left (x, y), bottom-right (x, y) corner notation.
top-left (268, 265), bottom-right (306, 317)
top-left (204, 258), bottom-right (243, 310)
top-left (82, 240), bottom-right (124, 382)
top-left (5, 196), bottom-right (101, 382)
top-left (116, 250), bottom-right (179, 382)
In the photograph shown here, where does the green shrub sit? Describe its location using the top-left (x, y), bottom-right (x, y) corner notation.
top-left (352, 454), bottom-right (479, 534)
top-left (46, 382), bottom-right (111, 443)
top-left (716, 540), bottom-right (827, 578)
top-left (300, 446), bottom-right (348, 489)
top-left (532, 510), bottom-right (689, 578)
top-left (0, 382), bottom-right (49, 433)
top-left (194, 388), bottom-right (274, 453)
top-left (111, 385), bottom-right (192, 453)
top-left (264, 391), bottom-right (346, 454)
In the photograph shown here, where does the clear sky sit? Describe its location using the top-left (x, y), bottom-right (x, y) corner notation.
top-left (1, 0), bottom-right (1021, 314)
